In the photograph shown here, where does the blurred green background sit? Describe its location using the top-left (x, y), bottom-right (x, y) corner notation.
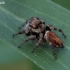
top-left (0, 0), bottom-right (70, 70)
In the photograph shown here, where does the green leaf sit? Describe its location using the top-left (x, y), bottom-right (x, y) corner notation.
top-left (0, 0), bottom-right (70, 70)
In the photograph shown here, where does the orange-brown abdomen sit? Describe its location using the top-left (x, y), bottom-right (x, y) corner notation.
top-left (44, 31), bottom-right (63, 48)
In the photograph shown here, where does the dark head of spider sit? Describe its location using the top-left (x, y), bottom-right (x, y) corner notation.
top-left (13, 17), bottom-right (66, 59)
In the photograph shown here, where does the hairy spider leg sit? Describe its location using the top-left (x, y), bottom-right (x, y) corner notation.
top-left (47, 25), bottom-right (66, 38)
top-left (18, 35), bottom-right (36, 48)
top-left (31, 33), bottom-right (43, 53)
top-left (54, 27), bottom-right (66, 38)
top-left (51, 46), bottom-right (57, 59)
top-left (13, 30), bottom-right (25, 37)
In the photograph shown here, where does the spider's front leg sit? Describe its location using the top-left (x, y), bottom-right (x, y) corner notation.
top-left (13, 30), bottom-right (25, 37)
top-left (31, 33), bottom-right (43, 53)
top-left (18, 35), bottom-right (36, 48)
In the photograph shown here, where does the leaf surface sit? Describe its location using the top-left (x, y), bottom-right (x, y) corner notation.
top-left (0, 0), bottom-right (70, 70)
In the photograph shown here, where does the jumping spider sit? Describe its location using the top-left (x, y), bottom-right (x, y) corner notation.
top-left (13, 17), bottom-right (66, 59)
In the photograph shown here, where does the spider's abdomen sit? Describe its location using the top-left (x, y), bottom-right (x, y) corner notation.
top-left (44, 31), bottom-right (64, 48)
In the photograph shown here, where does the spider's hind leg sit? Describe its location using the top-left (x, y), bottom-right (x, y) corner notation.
top-left (51, 46), bottom-right (57, 59)
top-left (48, 25), bottom-right (66, 38)
top-left (54, 28), bottom-right (66, 38)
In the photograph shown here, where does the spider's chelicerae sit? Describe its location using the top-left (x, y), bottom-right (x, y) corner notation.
top-left (13, 17), bottom-right (66, 59)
